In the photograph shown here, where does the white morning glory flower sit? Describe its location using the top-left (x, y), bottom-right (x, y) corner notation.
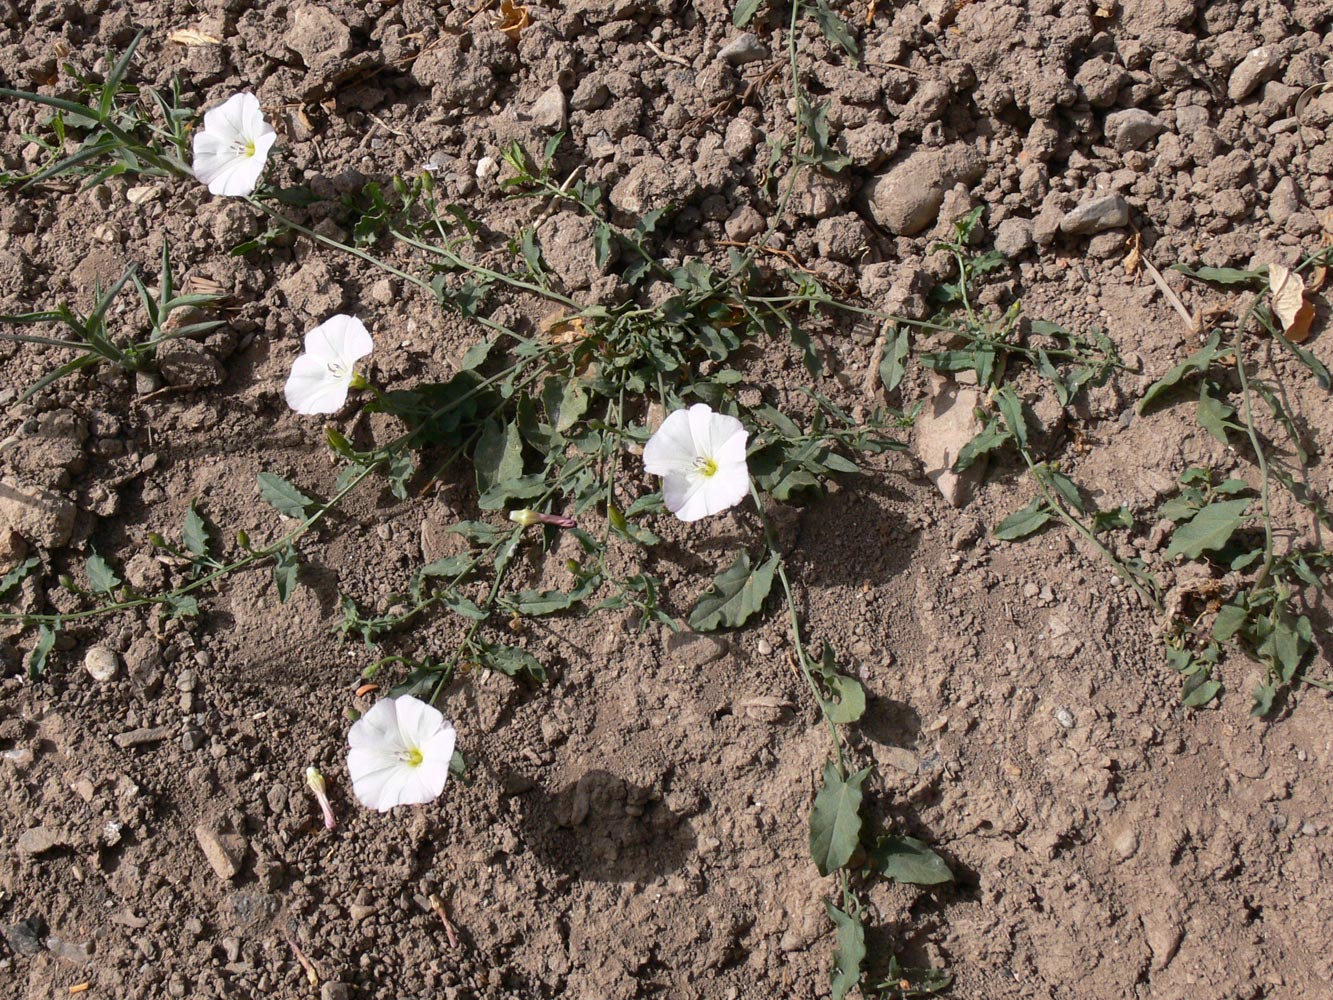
top-left (642, 403), bottom-right (750, 522)
top-left (192, 92), bottom-right (277, 197)
top-left (283, 314), bottom-right (374, 415)
top-left (347, 695), bottom-right (456, 812)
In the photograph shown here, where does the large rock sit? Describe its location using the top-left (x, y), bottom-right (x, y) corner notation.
top-left (912, 383), bottom-right (985, 508)
top-left (1228, 47), bottom-right (1282, 102)
top-left (285, 4), bottom-right (352, 73)
top-left (1059, 194), bottom-right (1129, 236)
top-left (861, 145), bottom-right (985, 235)
top-left (0, 479), bottom-right (76, 549)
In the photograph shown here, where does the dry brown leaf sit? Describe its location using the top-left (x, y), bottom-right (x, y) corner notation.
top-left (167, 28), bottom-right (222, 46)
top-left (540, 312), bottom-right (592, 346)
top-left (493, 0), bottom-right (531, 40)
top-left (1266, 263), bottom-right (1315, 344)
top-left (1123, 231), bottom-right (1142, 277)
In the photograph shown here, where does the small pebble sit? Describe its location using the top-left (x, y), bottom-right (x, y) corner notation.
top-left (1056, 708), bottom-right (1076, 729)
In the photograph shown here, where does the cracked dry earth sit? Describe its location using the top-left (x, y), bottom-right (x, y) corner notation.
top-left (3, 1), bottom-right (1333, 999)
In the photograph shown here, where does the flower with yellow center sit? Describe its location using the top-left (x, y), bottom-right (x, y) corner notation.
top-left (191, 92), bottom-right (276, 197)
top-left (346, 695), bottom-right (456, 812)
top-left (642, 403), bottom-right (750, 522)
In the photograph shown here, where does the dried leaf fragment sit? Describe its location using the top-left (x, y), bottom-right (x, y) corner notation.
top-left (167, 28), bottom-right (222, 46)
top-left (493, 0), bottom-right (531, 40)
top-left (540, 311), bottom-right (592, 346)
top-left (1266, 263), bottom-right (1315, 344)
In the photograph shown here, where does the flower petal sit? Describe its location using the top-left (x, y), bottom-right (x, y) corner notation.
top-left (284, 353), bottom-right (351, 414)
top-left (663, 471), bottom-right (714, 522)
top-left (391, 694), bottom-right (446, 750)
top-left (303, 314), bottom-right (374, 367)
top-left (643, 407), bottom-right (700, 476)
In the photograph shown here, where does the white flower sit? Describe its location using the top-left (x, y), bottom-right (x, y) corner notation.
top-left (642, 403), bottom-right (750, 522)
top-left (192, 92), bottom-right (276, 197)
top-left (283, 314), bottom-right (374, 415)
top-left (347, 695), bottom-right (456, 812)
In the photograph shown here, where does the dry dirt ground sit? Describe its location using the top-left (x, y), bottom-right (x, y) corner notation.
top-left (3, 1), bottom-right (1333, 999)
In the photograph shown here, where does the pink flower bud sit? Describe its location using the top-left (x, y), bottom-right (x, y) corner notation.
top-left (305, 766), bottom-right (336, 829)
top-left (508, 508), bottom-right (576, 529)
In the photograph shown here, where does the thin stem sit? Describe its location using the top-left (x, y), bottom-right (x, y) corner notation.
top-left (0, 461), bottom-right (381, 626)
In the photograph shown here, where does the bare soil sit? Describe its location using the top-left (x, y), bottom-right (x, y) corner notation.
top-left (2, 2), bottom-right (1333, 999)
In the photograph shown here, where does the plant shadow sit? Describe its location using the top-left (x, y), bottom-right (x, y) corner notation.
top-left (509, 768), bottom-right (696, 883)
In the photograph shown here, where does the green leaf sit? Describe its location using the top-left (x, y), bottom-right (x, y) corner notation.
top-left (1170, 263), bottom-right (1264, 286)
top-left (543, 377), bottom-right (589, 433)
top-left (1138, 332), bottom-right (1223, 412)
top-left (0, 555), bottom-right (40, 599)
top-left (733, 0), bottom-right (763, 27)
top-left (458, 338), bottom-right (494, 371)
top-left (868, 835), bottom-right (953, 885)
top-left (809, 762), bottom-right (868, 877)
top-left (810, 0), bottom-right (858, 58)
top-left (993, 498), bottom-right (1054, 541)
top-left (687, 552), bottom-right (778, 631)
top-left (1212, 602), bottom-right (1248, 643)
top-left (510, 588), bottom-right (579, 616)
top-left (417, 555), bottom-right (473, 580)
top-left (441, 592), bottom-right (488, 620)
top-left (28, 623), bottom-right (56, 679)
top-left (161, 594), bottom-right (199, 618)
top-left (1259, 611), bottom-right (1311, 684)
top-left (258, 472), bottom-right (317, 518)
top-left (474, 419), bottom-right (524, 493)
top-left (879, 324), bottom-right (910, 394)
top-left (183, 503), bottom-right (210, 557)
top-left (477, 640), bottom-right (547, 683)
top-left (1196, 381), bottom-right (1236, 444)
top-left (825, 902), bottom-right (866, 1000)
top-left (952, 414), bottom-right (1011, 473)
top-left (814, 645), bottom-right (865, 724)
top-left (1162, 498), bottom-right (1250, 561)
top-left (994, 386), bottom-right (1027, 449)
top-left (86, 552), bottom-right (121, 594)
top-left (1182, 672), bottom-right (1222, 708)
top-left (273, 544), bottom-right (299, 603)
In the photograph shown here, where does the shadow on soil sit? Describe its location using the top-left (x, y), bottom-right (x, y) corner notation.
top-left (512, 768), bottom-right (696, 883)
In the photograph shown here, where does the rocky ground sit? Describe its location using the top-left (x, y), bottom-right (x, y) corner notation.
top-left (2, 1), bottom-right (1333, 999)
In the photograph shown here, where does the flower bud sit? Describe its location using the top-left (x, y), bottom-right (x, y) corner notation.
top-left (305, 766), bottom-right (336, 829)
top-left (508, 508), bottom-right (576, 529)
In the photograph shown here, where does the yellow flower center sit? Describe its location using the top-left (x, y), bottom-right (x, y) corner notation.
top-left (245, 138), bottom-right (257, 158)
top-left (404, 748), bottom-right (424, 768)
top-left (696, 456), bottom-right (718, 478)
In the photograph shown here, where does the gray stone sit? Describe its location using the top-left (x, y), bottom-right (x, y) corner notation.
top-left (83, 645), bottom-right (119, 682)
top-left (718, 32), bottom-right (769, 65)
top-left (196, 823), bottom-right (247, 881)
top-left (994, 217), bottom-right (1034, 257)
top-left (0, 478), bottom-right (76, 549)
top-left (1228, 46), bottom-right (1282, 102)
top-left (861, 145), bottom-right (984, 235)
top-left (17, 826), bottom-right (67, 856)
top-left (285, 3), bottom-right (353, 72)
top-left (879, 746), bottom-right (919, 774)
top-left (570, 76), bottom-right (609, 111)
top-left (113, 725), bottom-right (172, 749)
top-left (912, 383), bottom-right (985, 508)
top-left (1268, 176), bottom-right (1300, 226)
top-left (157, 339), bottom-right (225, 389)
top-left (1073, 57), bottom-right (1127, 108)
top-left (1059, 194), bottom-right (1129, 235)
top-left (529, 84), bottom-right (567, 132)
top-left (321, 984), bottom-right (351, 1000)
top-left (724, 205), bottom-right (765, 241)
top-left (722, 118), bottom-right (760, 159)
top-left (785, 170), bottom-right (856, 220)
top-left (609, 156), bottom-right (694, 216)
top-left (3, 919), bottom-right (43, 955)
top-left (1104, 109), bottom-right (1164, 152)
top-left (224, 891), bottom-right (280, 931)
top-left (46, 933), bottom-right (94, 964)
top-left (814, 213), bottom-right (871, 262)
top-left (665, 632), bottom-right (728, 668)
top-left (535, 211), bottom-right (614, 290)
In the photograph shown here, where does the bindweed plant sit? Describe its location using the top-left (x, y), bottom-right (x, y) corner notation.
top-left (889, 208), bottom-right (1333, 716)
top-left (0, 238), bottom-right (224, 400)
top-left (0, 8), bottom-right (957, 996)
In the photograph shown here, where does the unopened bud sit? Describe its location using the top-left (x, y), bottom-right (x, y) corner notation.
top-left (305, 766), bottom-right (336, 829)
top-left (508, 508), bottom-right (576, 529)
